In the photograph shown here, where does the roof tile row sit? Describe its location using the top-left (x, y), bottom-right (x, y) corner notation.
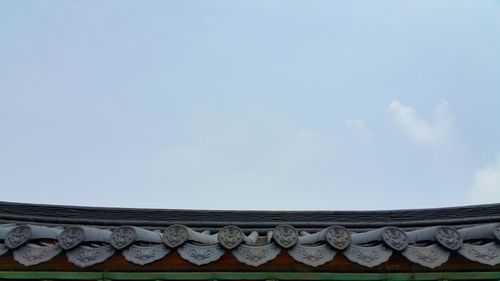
top-left (1, 223), bottom-right (500, 269)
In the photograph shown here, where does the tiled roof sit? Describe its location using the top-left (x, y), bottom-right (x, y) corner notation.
top-left (0, 201), bottom-right (500, 270)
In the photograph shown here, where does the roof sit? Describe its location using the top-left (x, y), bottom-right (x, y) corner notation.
top-left (1, 201), bottom-right (500, 280)
top-left (2, 201), bottom-right (500, 230)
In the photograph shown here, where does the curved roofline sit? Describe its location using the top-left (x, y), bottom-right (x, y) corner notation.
top-left (1, 201), bottom-right (500, 230)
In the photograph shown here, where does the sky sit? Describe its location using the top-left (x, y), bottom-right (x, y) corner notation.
top-left (1, 0), bottom-right (500, 210)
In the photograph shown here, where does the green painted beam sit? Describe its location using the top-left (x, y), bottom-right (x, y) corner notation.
top-left (0, 271), bottom-right (500, 281)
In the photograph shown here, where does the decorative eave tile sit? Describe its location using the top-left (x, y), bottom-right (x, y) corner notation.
top-left (178, 243), bottom-right (225, 266)
top-left (458, 242), bottom-right (500, 266)
top-left (288, 244), bottom-right (335, 267)
top-left (344, 244), bottom-right (392, 268)
top-left (13, 243), bottom-right (62, 266)
top-left (232, 243), bottom-right (281, 267)
top-left (402, 244), bottom-right (449, 269)
top-left (122, 244), bottom-right (170, 266)
top-left (67, 245), bottom-right (115, 268)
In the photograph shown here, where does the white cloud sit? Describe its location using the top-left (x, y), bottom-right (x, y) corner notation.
top-left (345, 118), bottom-right (374, 141)
top-left (136, 110), bottom-right (340, 209)
top-left (388, 100), bottom-right (452, 145)
top-left (345, 119), bottom-right (366, 131)
top-left (470, 156), bottom-right (500, 204)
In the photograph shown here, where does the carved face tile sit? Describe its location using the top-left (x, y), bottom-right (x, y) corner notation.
top-left (325, 226), bottom-right (351, 250)
top-left (218, 226), bottom-right (244, 250)
top-left (436, 226), bottom-right (462, 250)
top-left (273, 225), bottom-right (298, 249)
top-left (493, 224), bottom-right (500, 241)
top-left (110, 226), bottom-right (136, 249)
top-left (5, 226), bottom-right (32, 249)
top-left (58, 226), bottom-right (85, 250)
top-left (163, 225), bottom-right (189, 248)
top-left (382, 227), bottom-right (408, 251)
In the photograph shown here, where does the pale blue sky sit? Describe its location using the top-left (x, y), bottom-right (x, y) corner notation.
top-left (1, 1), bottom-right (500, 210)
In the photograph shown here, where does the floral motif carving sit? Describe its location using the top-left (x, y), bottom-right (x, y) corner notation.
top-left (58, 227), bottom-right (85, 250)
top-left (5, 226), bottom-right (31, 249)
top-left (382, 227), bottom-right (408, 251)
top-left (163, 225), bottom-right (189, 248)
top-left (189, 248), bottom-right (212, 260)
top-left (67, 245), bottom-right (115, 268)
top-left (402, 244), bottom-right (449, 269)
top-left (218, 226), bottom-right (244, 250)
top-left (135, 249), bottom-right (159, 260)
top-left (436, 227), bottom-right (462, 250)
top-left (178, 243), bottom-right (224, 265)
top-left (325, 226), bottom-right (351, 250)
top-left (470, 248), bottom-right (497, 260)
top-left (246, 249), bottom-right (267, 261)
top-left (13, 243), bottom-right (62, 266)
top-left (344, 244), bottom-right (392, 268)
top-left (458, 242), bottom-right (500, 266)
top-left (122, 244), bottom-right (170, 266)
top-left (273, 225), bottom-right (298, 249)
top-left (110, 226), bottom-right (136, 249)
top-left (288, 244), bottom-right (336, 267)
top-left (353, 249), bottom-right (379, 262)
top-left (232, 243), bottom-right (281, 267)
